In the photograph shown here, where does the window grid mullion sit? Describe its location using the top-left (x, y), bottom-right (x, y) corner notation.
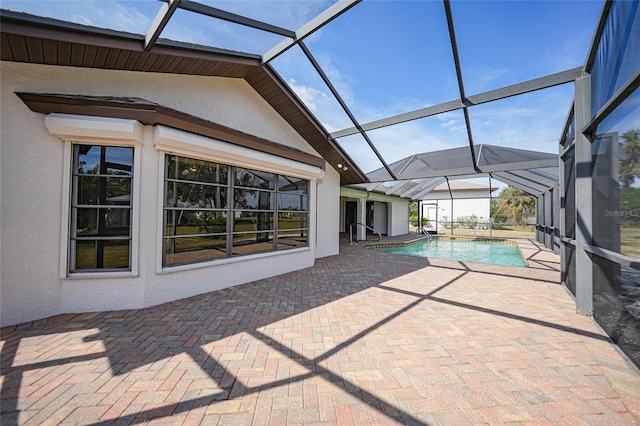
top-left (163, 157), bottom-right (309, 266)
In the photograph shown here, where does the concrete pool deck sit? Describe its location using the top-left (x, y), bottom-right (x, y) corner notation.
top-left (1, 237), bottom-right (639, 425)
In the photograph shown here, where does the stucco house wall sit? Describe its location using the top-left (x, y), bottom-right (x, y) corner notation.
top-left (0, 62), bottom-right (340, 327)
top-left (423, 186), bottom-right (496, 226)
top-left (434, 198), bottom-right (492, 222)
top-left (339, 187), bottom-right (409, 238)
top-left (388, 199), bottom-right (410, 236)
top-left (373, 202), bottom-right (388, 235)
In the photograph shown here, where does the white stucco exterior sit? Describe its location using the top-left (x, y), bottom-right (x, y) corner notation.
top-left (0, 62), bottom-right (341, 327)
top-left (340, 187), bottom-right (410, 238)
top-left (422, 182), bottom-right (498, 229)
top-left (432, 198), bottom-right (492, 221)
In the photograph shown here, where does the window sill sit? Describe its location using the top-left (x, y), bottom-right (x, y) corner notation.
top-left (65, 271), bottom-right (138, 280)
top-left (159, 246), bottom-right (311, 275)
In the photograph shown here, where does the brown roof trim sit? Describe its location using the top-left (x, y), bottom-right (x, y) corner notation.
top-left (17, 92), bottom-right (326, 170)
top-left (1, 10), bottom-right (261, 65)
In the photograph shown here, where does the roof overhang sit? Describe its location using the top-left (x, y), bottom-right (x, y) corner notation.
top-left (0, 10), bottom-right (367, 184)
top-left (17, 92), bottom-right (326, 170)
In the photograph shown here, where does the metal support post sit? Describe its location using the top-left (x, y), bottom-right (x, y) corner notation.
top-left (574, 73), bottom-right (593, 315)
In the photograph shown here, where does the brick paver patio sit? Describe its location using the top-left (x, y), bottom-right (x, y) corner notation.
top-left (1, 238), bottom-right (639, 425)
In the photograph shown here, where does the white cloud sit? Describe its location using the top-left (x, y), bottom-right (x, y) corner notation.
top-left (198, 1), bottom-right (334, 33)
top-left (287, 79), bottom-right (323, 112)
top-left (465, 66), bottom-right (511, 93)
top-left (71, 14), bottom-right (94, 26)
top-left (286, 78), bottom-right (352, 133)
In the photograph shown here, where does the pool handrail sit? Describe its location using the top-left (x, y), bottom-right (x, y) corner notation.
top-left (350, 223), bottom-right (382, 245)
top-left (417, 227), bottom-right (432, 239)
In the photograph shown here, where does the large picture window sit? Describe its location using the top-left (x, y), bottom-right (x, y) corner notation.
top-left (70, 145), bottom-right (134, 272)
top-left (163, 155), bottom-right (309, 267)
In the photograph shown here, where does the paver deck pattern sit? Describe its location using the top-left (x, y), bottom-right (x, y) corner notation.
top-left (1, 238), bottom-right (639, 425)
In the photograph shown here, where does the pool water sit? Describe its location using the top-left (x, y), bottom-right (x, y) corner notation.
top-left (374, 239), bottom-right (528, 267)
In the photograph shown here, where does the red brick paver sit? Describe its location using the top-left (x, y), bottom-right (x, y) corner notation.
top-left (1, 238), bottom-right (639, 425)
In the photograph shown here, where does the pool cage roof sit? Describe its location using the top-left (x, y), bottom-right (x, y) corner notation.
top-left (0, 0), bottom-right (604, 199)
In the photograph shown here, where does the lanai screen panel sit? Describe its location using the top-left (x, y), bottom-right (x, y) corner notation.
top-left (304, 0), bottom-right (458, 124)
top-left (367, 146), bottom-right (475, 182)
top-left (366, 110), bottom-right (471, 172)
top-left (270, 45), bottom-right (354, 132)
top-left (162, 8), bottom-right (286, 55)
top-left (451, 0), bottom-right (600, 94)
top-left (467, 86), bottom-right (577, 156)
top-left (195, 1), bottom-right (334, 31)
top-left (476, 145), bottom-right (558, 170)
top-left (0, 0), bottom-right (603, 189)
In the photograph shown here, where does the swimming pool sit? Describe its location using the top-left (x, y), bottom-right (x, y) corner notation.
top-left (373, 238), bottom-right (528, 267)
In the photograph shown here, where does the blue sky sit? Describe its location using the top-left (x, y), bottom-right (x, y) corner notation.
top-left (2, 0), bottom-right (603, 176)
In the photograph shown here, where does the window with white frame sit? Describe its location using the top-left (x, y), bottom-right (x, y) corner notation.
top-left (163, 154), bottom-right (309, 267)
top-left (70, 144), bottom-right (134, 271)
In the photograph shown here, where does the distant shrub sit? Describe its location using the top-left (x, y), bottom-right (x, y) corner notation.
top-left (492, 213), bottom-right (507, 230)
top-left (455, 214), bottom-right (479, 229)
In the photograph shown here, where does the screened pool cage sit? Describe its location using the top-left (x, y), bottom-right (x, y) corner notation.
top-left (1, 0), bottom-right (638, 366)
top-left (341, 1), bottom-right (640, 369)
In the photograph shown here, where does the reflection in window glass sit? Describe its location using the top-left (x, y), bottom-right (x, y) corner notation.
top-left (278, 175), bottom-right (309, 193)
top-left (165, 235), bottom-right (227, 266)
top-left (76, 208), bottom-right (131, 237)
top-left (232, 232), bottom-right (275, 256)
top-left (233, 212), bottom-right (273, 233)
top-left (163, 155), bottom-right (310, 266)
top-left (235, 168), bottom-right (275, 189)
top-left (234, 189), bottom-right (274, 210)
top-left (278, 212), bottom-right (308, 230)
top-left (165, 211), bottom-right (227, 236)
top-left (77, 145), bottom-right (133, 175)
top-left (77, 176), bottom-right (132, 205)
top-left (75, 240), bottom-right (130, 270)
top-left (167, 155), bottom-right (229, 184)
top-left (278, 193), bottom-right (308, 211)
top-left (166, 182), bottom-right (227, 209)
top-left (71, 145), bottom-right (133, 272)
top-left (277, 229), bottom-right (308, 250)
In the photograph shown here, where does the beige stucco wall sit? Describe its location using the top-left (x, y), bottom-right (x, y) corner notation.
top-left (0, 62), bottom-right (340, 327)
